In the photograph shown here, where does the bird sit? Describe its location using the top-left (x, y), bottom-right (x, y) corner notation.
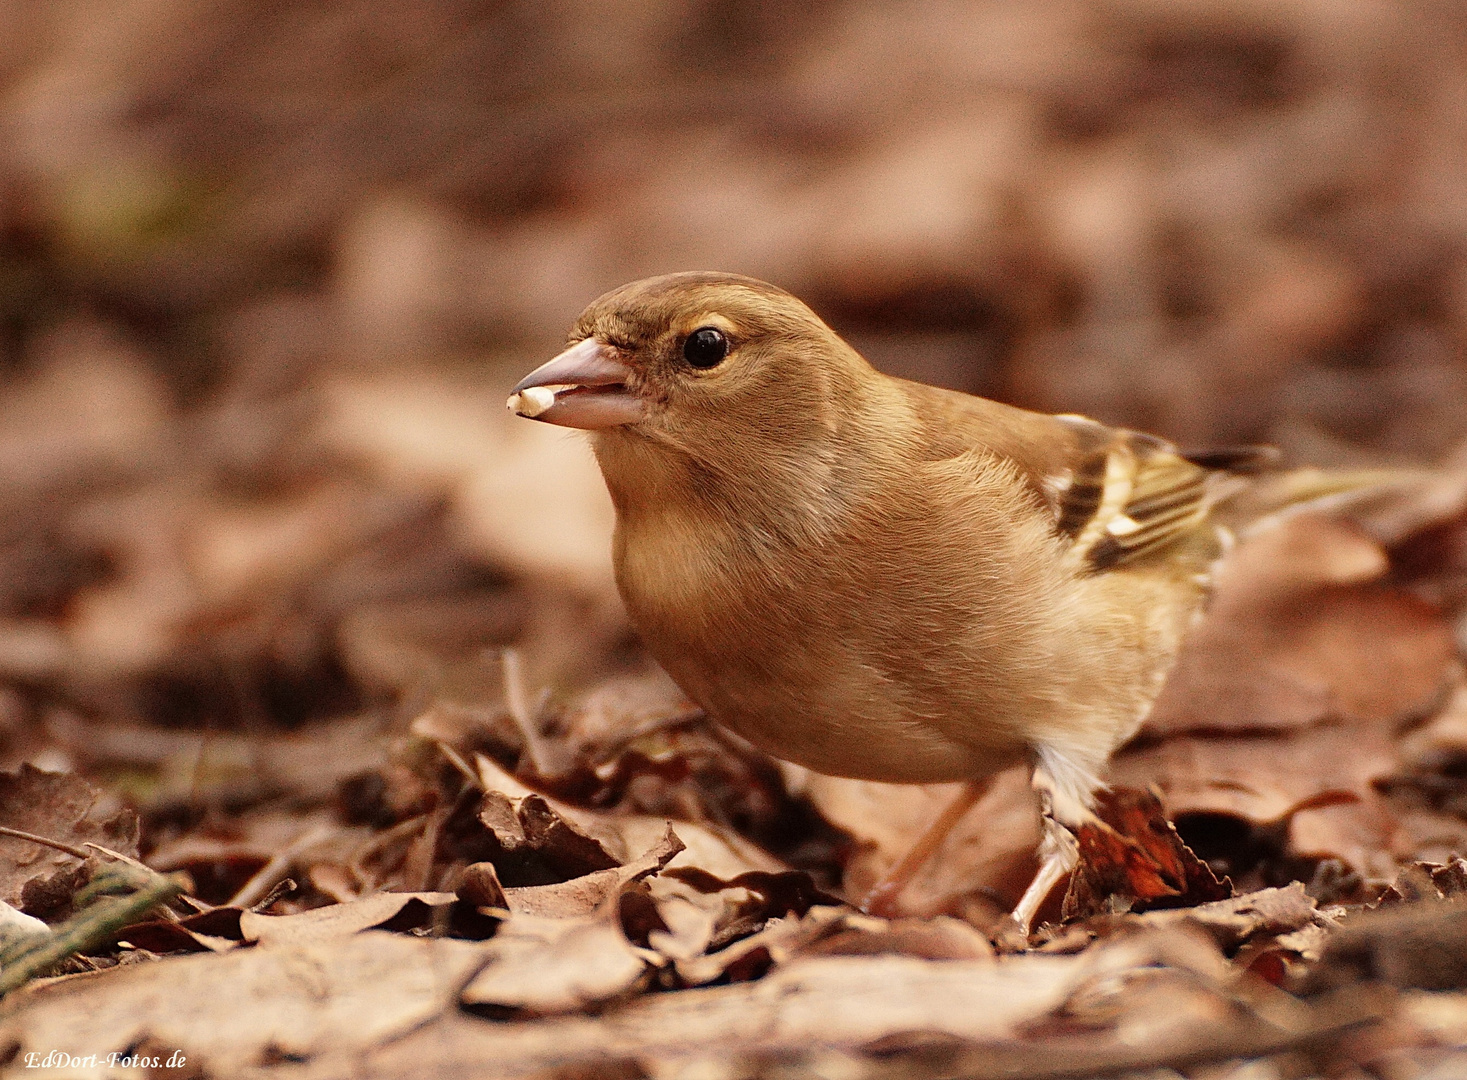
top-left (506, 270), bottom-right (1285, 931)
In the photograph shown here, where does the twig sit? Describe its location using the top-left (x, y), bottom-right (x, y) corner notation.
top-left (85, 842), bottom-right (162, 875)
top-left (500, 648), bottom-right (571, 777)
top-left (0, 826), bottom-right (91, 861)
top-left (435, 739), bottom-right (482, 790)
top-left (248, 878), bottom-right (298, 913)
top-left (0, 830), bottom-right (165, 881)
top-left (346, 814), bottom-right (432, 895)
top-left (228, 823), bottom-right (336, 909)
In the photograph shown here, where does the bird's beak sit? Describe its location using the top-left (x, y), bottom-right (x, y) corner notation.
top-left (506, 338), bottom-right (645, 429)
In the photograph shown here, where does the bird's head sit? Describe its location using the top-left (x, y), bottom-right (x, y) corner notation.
top-left (507, 273), bottom-right (872, 466)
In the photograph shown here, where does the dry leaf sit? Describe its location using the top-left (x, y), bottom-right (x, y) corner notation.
top-left (0, 933), bottom-right (489, 1070)
top-left (556, 670), bottom-right (702, 767)
top-left (1146, 514), bottom-right (1456, 736)
top-left (1304, 901), bottom-right (1467, 993)
top-left (1400, 990), bottom-right (1467, 1047)
top-left (1139, 883), bottom-right (1334, 953)
top-left (639, 875), bottom-right (727, 964)
top-left (119, 907), bottom-right (246, 955)
top-left (1063, 787), bottom-right (1230, 920)
top-left (145, 811), bottom-right (371, 907)
top-left (0, 765), bottom-right (138, 908)
top-left (350, 928), bottom-right (1312, 1079)
top-left (5, 7), bottom-right (1467, 1078)
top-left (473, 752), bottom-right (782, 885)
top-left (1114, 719), bottom-right (1403, 880)
top-left (501, 869), bottom-right (620, 919)
top-left (802, 913), bottom-right (996, 961)
top-left (317, 373), bottom-right (618, 594)
top-left (670, 905), bottom-right (851, 985)
top-left (239, 892), bottom-right (458, 945)
top-left (460, 914), bottom-right (649, 1014)
top-left (474, 754), bottom-right (628, 872)
top-left (43, 713), bottom-right (394, 807)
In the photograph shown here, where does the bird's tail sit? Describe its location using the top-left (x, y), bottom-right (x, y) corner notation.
top-left (1194, 448), bottom-right (1433, 539)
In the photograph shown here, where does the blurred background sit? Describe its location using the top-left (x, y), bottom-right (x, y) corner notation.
top-left (8, 0), bottom-right (1467, 446)
top-left (1, 0), bottom-right (1465, 814)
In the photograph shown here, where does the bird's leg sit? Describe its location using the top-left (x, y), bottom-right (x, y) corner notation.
top-left (1010, 747), bottom-right (1102, 935)
top-left (1009, 794), bottom-right (1079, 935)
top-left (860, 776), bottom-right (993, 918)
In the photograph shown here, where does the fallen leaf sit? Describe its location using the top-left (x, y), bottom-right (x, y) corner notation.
top-left (342, 596), bottom-right (527, 698)
top-left (1138, 883), bottom-right (1334, 954)
top-left (119, 907), bottom-right (245, 955)
top-left (43, 712), bottom-right (394, 807)
top-left (1395, 680), bottom-right (1467, 777)
top-left (491, 825), bottom-right (684, 919)
top-left (1063, 786), bottom-right (1230, 920)
top-left (639, 875), bottom-right (726, 964)
top-left (671, 905), bottom-right (851, 985)
top-left (501, 869), bottom-right (620, 920)
top-left (1376, 857), bottom-right (1467, 904)
top-left (239, 892), bottom-right (459, 945)
top-left (0, 337), bottom-right (168, 495)
top-left (145, 810), bottom-right (371, 907)
top-left (0, 933), bottom-right (489, 1070)
top-left (453, 828), bottom-right (688, 1011)
top-left (456, 861), bottom-right (509, 911)
top-left (613, 814), bottom-right (784, 881)
top-left (1304, 900), bottom-right (1467, 993)
top-left (474, 754), bottom-right (627, 880)
top-left (802, 913), bottom-right (996, 961)
top-left (0, 765), bottom-right (138, 909)
top-left (1114, 719), bottom-right (1403, 879)
top-left (471, 752), bottom-right (783, 887)
top-left (317, 372), bottom-right (619, 594)
top-left (556, 669), bottom-right (702, 768)
top-left (1399, 989), bottom-right (1467, 1047)
top-left (1146, 514), bottom-right (1455, 736)
top-left (350, 927), bottom-right (1343, 1079)
top-left (460, 913), bottom-right (649, 1014)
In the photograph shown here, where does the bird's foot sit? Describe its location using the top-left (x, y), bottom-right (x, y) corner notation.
top-left (858, 879), bottom-right (904, 920)
top-left (1008, 801), bottom-right (1081, 934)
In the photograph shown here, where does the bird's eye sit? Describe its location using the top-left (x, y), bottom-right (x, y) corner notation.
top-left (683, 327), bottom-right (729, 369)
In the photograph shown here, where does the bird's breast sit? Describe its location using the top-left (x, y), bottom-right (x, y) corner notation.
top-left (610, 505), bottom-right (1032, 784)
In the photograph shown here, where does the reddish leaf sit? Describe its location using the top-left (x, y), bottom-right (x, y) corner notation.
top-left (1063, 788), bottom-right (1230, 920)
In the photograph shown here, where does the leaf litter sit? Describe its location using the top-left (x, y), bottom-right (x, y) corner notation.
top-left (0, 394), bottom-right (1462, 1080)
top-left (1, 396), bottom-right (1466, 1080)
top-left (3, 495), bottom-right (1466, 1080)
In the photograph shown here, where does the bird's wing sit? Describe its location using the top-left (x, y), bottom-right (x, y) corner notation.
top-left (1052, 422), bottom-right (1249, 572)
top-left (895, 381), bottom-right (1267, 572)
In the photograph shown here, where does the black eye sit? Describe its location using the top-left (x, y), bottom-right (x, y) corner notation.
top-left (683, 327), bottom-right (729, 368)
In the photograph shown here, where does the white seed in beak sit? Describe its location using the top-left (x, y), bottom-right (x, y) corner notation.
top-left (507, 385), bottom-right (558, 417)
